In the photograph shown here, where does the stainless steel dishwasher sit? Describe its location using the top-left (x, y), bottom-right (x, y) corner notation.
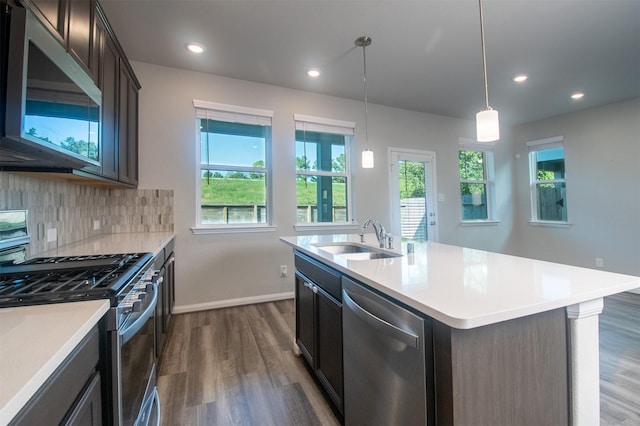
top-left (342, 276), bottom-right (433, 425)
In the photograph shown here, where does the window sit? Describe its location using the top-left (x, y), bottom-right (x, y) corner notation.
top-left (458, 139), bottom-right (495, 222)
top-left (527, 136), bottom-right (568, 223)
top-left (294, 114), bottom-right (354, 225)
top-left (194, 100), bottom-right (273, 228)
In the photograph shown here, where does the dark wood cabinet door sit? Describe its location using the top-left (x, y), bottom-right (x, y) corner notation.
top-left (295, 272), bottom-right (315, 367)
top-left (99, 25), bottom-right (118, 179)
top-left (26, 0), bottom-right (64, 38)
top-left (315, 287), bottom-right (343, 413)
top-left (66, 0), bottom-right (95, 76)
top-left (126, 77), bottom-right (139, 185)
top-left (63, 372), bottom-right (102, 426)
top-left (118, 64), bottom-right (139, 186)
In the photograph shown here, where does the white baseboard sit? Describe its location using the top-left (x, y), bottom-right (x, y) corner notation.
top-left (173, 291), bottom-right (295, 314)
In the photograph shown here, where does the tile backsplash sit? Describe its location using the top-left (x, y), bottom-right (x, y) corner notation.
top-left (0, 173), bottom-right (173, 256)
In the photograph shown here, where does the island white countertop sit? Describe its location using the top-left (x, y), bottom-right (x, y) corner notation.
top-left (0, 300), bottom-right (110, 424)
top-left (38, 231), bottom-right (175, 258)
top-left (281, 234), bottom-right (640, 329)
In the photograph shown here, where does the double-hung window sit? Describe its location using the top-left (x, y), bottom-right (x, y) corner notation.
top-left (294, 114), bottom-right (354, 225)
top-left (458, 139), bottom-right (496, 222)
top-left (527, 136), bottom-right (568, 223)
top-left (194, 100), bottom-right (273, 229)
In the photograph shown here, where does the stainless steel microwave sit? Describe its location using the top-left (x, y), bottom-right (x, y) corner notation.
top-left (0, 3), bottom-right (101, 168)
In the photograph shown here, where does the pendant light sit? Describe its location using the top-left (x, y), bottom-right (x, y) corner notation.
top-left (476, 0), bottom-right (500, 142)
top-left (355, 36), bottom-right (374, 168)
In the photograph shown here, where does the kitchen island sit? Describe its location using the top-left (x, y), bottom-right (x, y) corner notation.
top-left (281, 234), bottom-right (640, 426)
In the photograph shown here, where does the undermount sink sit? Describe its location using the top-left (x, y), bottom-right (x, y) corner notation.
top-left (313, 243), bottom-right (402, 260)
top-left (337, 251), bottom-right (402, 260)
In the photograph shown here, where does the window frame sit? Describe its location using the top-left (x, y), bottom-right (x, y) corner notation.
top-left (192, 100), bottom-right (275, 234)
top-left (458, 138), bottom-right (498, 225)
top-left (293, 113), bottom-right (357, 230)
top-left (527, 136), bottom-right (570, 226)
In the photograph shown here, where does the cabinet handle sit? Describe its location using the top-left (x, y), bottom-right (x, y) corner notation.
top-left (312, 285), bottom-right (318, 294)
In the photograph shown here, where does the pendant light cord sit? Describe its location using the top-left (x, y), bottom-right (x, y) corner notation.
top-left (362, 41), bottom-right (369, 147)
top-left (479, 0), bottom-right (490, 110)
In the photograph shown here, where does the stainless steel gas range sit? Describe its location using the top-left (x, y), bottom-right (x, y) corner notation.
top-left (0, 211), bottom-right (161, 426)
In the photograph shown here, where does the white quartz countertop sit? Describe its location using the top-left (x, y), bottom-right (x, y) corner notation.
top-left (0, 300), bottom-right (110, 424)
top-left (38, 231), bottom-right (175, 259)
top-left (281, 234), bottom-right (640, 329)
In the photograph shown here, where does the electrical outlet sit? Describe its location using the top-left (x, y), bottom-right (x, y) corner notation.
top-left (46, 228), bottom-right (57, 243)
top-left (595, 258), bottom-right (604, 268)
top-left (93, 220), bottom-right (100, 230)
top-left (280, 265), bottom-right (288, 277)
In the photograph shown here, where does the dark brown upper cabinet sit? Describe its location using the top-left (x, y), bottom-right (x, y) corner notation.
top-left (5, 0), bottom-right (140, 187)
top-left (23, 0), bottom-right (65, 39)
top-left (65, 0), bottom-right (98, 82)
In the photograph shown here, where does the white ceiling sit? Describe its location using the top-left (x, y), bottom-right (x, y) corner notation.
top-left (100, 0), bottom-right (640, 126)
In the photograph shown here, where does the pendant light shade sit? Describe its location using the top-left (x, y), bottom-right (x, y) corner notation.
top-left (362, 148), bottom-right (374, 168)
top-left (355, 36), bottom-right (374, 168)
top-left (476, 108), bottom-right (500, 142)
top-left (476, 0), bottom-right (500, 142)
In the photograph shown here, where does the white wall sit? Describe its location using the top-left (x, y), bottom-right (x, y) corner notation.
top-left (511, 98), bottom-right (640, 276)
top-left (131, 61), bottom-right (517, 310)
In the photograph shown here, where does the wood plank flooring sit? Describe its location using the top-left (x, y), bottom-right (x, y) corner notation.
top-left (157, 300), bottom-right (340, 426)
top-left (158, 294), bottom-right (640, 425)
top-left (600, 292), bottom-right (640, 425)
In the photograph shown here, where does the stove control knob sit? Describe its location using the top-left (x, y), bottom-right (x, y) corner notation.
top-left (132, 300), bottom-right (142, 313)
top-left (146, 283), bottom-right (154, 293)
top-left (138, 292), bottom-right (147, 303)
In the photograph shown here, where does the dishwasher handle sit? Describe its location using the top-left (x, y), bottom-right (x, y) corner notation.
top-left (343, 289), bottom-right (419, 349)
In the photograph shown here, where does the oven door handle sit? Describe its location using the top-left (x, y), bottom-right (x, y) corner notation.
top-left (120, 282), bottom-right (158, 344)
top-left (134, 386), bottom-right (160, 426)
top-left (152, 387), bottom-right (161, 426)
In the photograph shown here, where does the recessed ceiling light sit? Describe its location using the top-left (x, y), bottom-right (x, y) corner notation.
top-left (307, 69), bottom-right (321, 78)
top-left (571, 92), bottom-right (584, 100)
top-left (513, 74), bottom-right (528, 83)
top-left (185, 43), bottom-right (205, 54)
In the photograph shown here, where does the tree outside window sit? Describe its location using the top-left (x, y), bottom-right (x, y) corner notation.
top-left (198, 117), bottom-right (271, 225)
top-left (529, 144), bottom-right (568, 222)
top-left (295, 117), bottom-right (353, 224)
top-left (459, 150), bottom-right (489, 220)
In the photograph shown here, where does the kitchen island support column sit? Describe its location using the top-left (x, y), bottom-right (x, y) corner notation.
top-left (566, 298), bottom-right (604, 426)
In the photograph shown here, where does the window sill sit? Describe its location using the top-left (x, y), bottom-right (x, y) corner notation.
top-left (459, 220), bottom-right (500, 227)
top-left (294, 223), bottom-right (361, 233)
top-left (191, 225), bottom-right (278, 235)
top-left (528, 221), bottom-right (572, 228)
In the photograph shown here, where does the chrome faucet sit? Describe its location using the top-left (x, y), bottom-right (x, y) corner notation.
top-left (362, 219), bottom-right (388, 248)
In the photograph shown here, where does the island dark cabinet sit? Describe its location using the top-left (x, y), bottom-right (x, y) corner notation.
top-left (314, 284), bottom-right (343, 411)
top-left (294, 252), bottom-right (344, 415)
top-left (295, 272), bottom-right (315, 365)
